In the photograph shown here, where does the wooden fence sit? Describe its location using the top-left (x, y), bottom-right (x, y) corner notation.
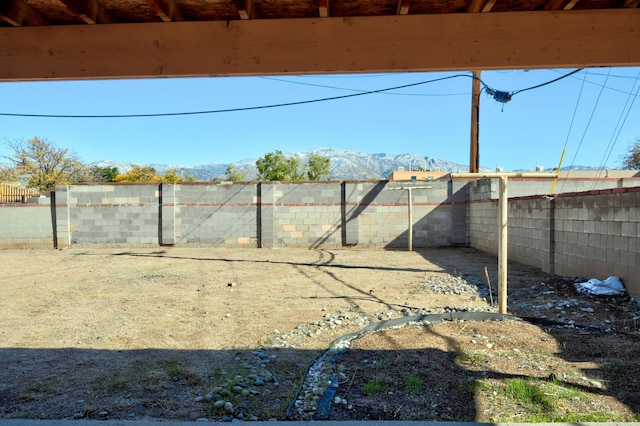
top-left (0, 183), bottom-right (41, 203)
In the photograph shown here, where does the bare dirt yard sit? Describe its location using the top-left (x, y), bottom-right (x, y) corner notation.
top-left (1, 247), bottom-right (639, 422)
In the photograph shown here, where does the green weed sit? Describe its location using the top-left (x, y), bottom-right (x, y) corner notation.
top-left (403, 374), bottom-right (423, 394)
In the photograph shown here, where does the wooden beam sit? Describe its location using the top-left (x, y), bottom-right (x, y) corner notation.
top-left (145, 0), bottom-right (184, 22)
top-left (396, 0), bottom-right (410, 15)
top-left (482, 0), bottom-right (497, 12)
top-left (236, 0), bottom-right (254, 20)
top-left (1, 9), bottom-right (639, 81)
top-left (467, 0), bottom-right (486, 13)
top-left (58, 0), bottom-right (115, 24)
top-left (543, 0), bottom-right (567, 10)
top-left (469, 70), bottom-right (481, 173)
top-left (624, 0), bottom-right (640, 7)
top-left (0, 0), bottom-right (50, 26)
top-left (563, 0), bottom-right (580, 9)
top-left (319, 0), bottom-right (329, 17)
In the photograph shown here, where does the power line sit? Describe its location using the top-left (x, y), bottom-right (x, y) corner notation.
top-left (0, 69), bottom-right (583, 119)
top-left (1, 74), bottom-right (477, 119)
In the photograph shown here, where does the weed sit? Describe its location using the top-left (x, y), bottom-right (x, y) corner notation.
top-left (504, 378), bottom-right (554, 413)
top-left (362, 379), bottom-right (386, 396)
top-left (403, 374), bottom-right (423, 394)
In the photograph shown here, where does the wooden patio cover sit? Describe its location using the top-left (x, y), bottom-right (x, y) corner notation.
top-left (1, 0), bottom-right (639, 81)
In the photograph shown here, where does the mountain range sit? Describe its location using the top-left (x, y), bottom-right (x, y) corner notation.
top-left (92, 148), bottom-right (489, 181)
top-left (91, 148), bottom-right (601, 181)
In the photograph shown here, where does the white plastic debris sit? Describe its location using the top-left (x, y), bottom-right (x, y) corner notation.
top-left (576, 276), bottom-right (626, 296)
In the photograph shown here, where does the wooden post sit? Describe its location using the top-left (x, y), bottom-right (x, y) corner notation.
top-left (387, 185), bottom-right (431, 252)
top-left (469, 70), bottom-right (481, 173)
top-left (407, 188), bottom-right (413, 251)
top-left (498, 175), bottom-right (508, 313)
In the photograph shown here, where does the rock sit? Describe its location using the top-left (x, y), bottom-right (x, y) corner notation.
top-left (224, 401), bottom-right (234, 414)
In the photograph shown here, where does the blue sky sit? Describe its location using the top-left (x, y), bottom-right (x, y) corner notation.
top-left (1, 67), bottom-right (639, 171)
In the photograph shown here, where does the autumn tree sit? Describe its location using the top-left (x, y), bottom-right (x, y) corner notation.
top-left (114, 165), bottom-right (189, 183)
top-left (622, 139), bottom-right (640, 169)
top-left (114, 165), bottom-right (163, 182)
top-left (4, 137), bottom-right (85, 192)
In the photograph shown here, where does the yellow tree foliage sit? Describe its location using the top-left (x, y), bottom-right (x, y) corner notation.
top-left (114, 165), bottom-right (187, 183)
top-left (5, 137), bottom-right (85, 192)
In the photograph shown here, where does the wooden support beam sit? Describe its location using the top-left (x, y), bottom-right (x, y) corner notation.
top-left (59, 0), bottom-right (115, 24)
top-left (0, 0), bottom-right (50, 26)
top-left (145, 0), bottom-right (184, 22)
top-left (469, 70), bottom-right (481, 173)
top-left (396, 0), bottom-right (410, 15)
top-left (319, 0), bottom-right (329, 17)
top-left (498, 176), bottom-right (508, 314)
top-left (543, 0), bottom-right (568, 10)
top-left (236, 0), bottom-right (255, 20)
top-left (482, 0), bottom-right (497, 12)
top-left (2, 9), bottom-right (639, 81)
top-left (388, 186), bottom-right (431, 252)
top-left (624, 0), bottom-right (640, 7)
top-left (563, 0), bottom-right (580, 9)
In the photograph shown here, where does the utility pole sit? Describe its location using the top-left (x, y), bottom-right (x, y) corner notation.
top-left (470, 70), bottom-right (481, 173)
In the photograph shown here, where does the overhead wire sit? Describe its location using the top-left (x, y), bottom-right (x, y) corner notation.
top-left (591, 71), bottom-right (640, 188)
top-left (554, 69), bottom-right (589, 195)
top-left (0, 74), bottom-right (479, 119)
top-left (562, 69), bottom-right (611, 184)
top-left (0, 69), bottom-right (583, 119)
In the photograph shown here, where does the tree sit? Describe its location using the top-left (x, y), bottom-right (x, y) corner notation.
top-left (0, 163), bottom-right (18, 182)
top-left (87, 166), bottom-right (119, 182)
top-left (307, 153), bottom-right (332, 180)
top-left (225, 164), bottom-right (244, 182)
top-left (4, 137), bottom-right (85, 192)
top-left (622, 139), bottom-right (640, 169)
top-left (256, 150), bottom-right (304, 181)
top-left (114, 165), bottom-right (163, 182)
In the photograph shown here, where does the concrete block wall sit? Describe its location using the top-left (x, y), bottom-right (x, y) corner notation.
top-left (56, 184), bottom-right (160, 247)
top-left (272, 182), bottom-right (343, 248)
top-left (468, 184), bottom-right (640, 299)
top-left (0, 201), bottom-right (52, 249)
top-left (168, 183), bottom-right (259, 246)
top-left (550, 187), bottom-right (640, 297)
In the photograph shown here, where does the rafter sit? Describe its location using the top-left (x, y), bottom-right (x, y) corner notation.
top-left (144, 0), bottom-right (184, 22)
top-left (0, 0), bottom-right (50, 26)
top-left (481, 0), bottom-right (497, 12)
top-left (58, 0), bottom-right (115, 24)
top-left (468, 0), bottom-right (497, 13)
top-left (543, 0), bottom-right (567, 10)
top-left (396, 0), bottom-right (410, 15)
top-left (319, 0), bottom-right (329, 17)
top-left (236, 0), bottom-right (255, 20)
top-left (563, 0), bottom-right (580, 9)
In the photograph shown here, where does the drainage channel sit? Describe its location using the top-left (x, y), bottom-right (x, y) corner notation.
top-left (286, 311), bottom-right (516, 420)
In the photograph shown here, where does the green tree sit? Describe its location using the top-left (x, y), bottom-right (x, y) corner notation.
top-left (225, 164), bottom-right (244, 182)
top-left (307, 153), bottom-right (332, 180)
top-left (4, 137), bottom-right (85, 192)
top-left (256, 150), bottom-right (304, 181)
top-left (622, 139), bottom-right (640, 169)
top-left (87, 165), bottom-right (119, 182)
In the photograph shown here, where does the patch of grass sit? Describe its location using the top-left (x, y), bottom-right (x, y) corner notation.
top-left (455, 351), bottom-right (488, 367)
top-left (504, 378), bottom-right (554, 413)
top-left (459, 377), bottom-right (476, 393)
top-left (403, 374), bottom-right (423, 394)
top-left (362, 379), bottom-right (386, 396)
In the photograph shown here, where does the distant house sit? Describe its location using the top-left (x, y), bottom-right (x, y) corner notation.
top-left (387, 170), bottom-right (449, 182)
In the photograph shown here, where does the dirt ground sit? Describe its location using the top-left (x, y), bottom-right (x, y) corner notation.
top-left (0, 246), bottom-right (638, 421)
